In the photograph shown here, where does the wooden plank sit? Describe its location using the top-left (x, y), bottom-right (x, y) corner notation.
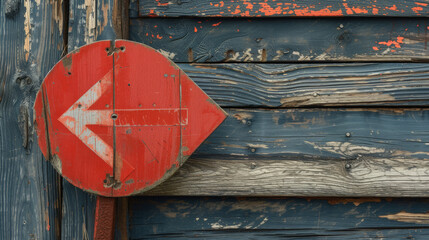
top-left (68, 0), bottom-right (116, 51)
top-left (178, 63), bottom-right (429, 107)
top-left (142, 108), bottom-right (429, 196)
top-left (192, 108), bottom-right (429, 160)
top-left (146, 157), bottom-right (429, 196)
top-left (138, 0), bottom-right (429, 17)
top-left (61, 181), bottom-right (97, 239)
top-left (0, 0), bottom-right (65, 239)
top-left (128, 197), bottom-right (429, 239)
top-left (130, 18), bottom-right (429, 62)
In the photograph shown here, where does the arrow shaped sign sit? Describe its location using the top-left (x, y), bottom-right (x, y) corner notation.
top-left (34, 40), bottom-right (226, 196)
top-left (58, 69), bottom-right (188, 181)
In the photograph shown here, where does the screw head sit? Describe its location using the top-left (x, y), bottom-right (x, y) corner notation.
top-left (345, 132), bottom-right (351, 137)
top-left (345, 163), bottom-right (352, 170)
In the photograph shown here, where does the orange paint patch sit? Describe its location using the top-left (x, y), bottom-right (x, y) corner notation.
top-left (415, 2), bottom-right (428, 6)
top-left (342, 3), bottom-right (354, 14)
top-left (156, 35), bottom-right (163, 39)
top-left (378, 36), bottom-right (405, 48)
top-left (231, 5), bottom-right (241, 14)
top-left (372, 8), bottom-right (379, 14)
top-left (351, 7), bottom-right (368, 14)
top-left (220, 1), bottom-right (224, 7)
top-left (412, 6), bottom-right (423, 13)
top-left (373, 46), bottom-right (379, 51)
top-left (294, 8), bottom-right (343, 16)
top-left (194, 27), bottom-right (197, 32)
top-left (258, 2), bottom-right (283, 15)
top-left (387, 5), bottom-right (398, 11)
top-left (212, 22), bottom-right (222, 27)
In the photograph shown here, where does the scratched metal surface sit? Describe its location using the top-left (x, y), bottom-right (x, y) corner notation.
top-left (130, 17), bottom-right (429, 62)
top-left (0, 1), bottom-right (64, 239)
top-left (138, 0), bottom-right (429, 17)
top-left (128, 197), bottom-right (429, 239)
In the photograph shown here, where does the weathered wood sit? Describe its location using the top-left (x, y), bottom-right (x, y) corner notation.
top-left (0, 0), bottom-right (65, 239)
top-left (130, 18), bottom-right (429, 62)
top-left (193, 108), bottom-right (429, 160)
top-left (113, 0), bottom-right (129, 39)
top-left (138, 0), bottom-right (429, 17)
top-left (146, 157), bottom-right (429, 196)
top-left (129, 197), bottom-right (429, 239)
top-left (178, 63), bottom-right (429, 107)
top-left (61, 181), bottom-right (97, 239)
top-left (68, 0), bottom-right (116, 51)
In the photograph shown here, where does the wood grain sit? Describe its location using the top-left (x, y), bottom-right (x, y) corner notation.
top-left (130, 18), bottom-right (429, 62)
top-left (129, 197), bottom-right (429, 239)
top-left (146, 157), bottom-right (429, 197)
top-left (138, 0), bottom-right (429, 17)
top-left (178, 63), bottom-right (429, 107)
top-left (0, 1), bottom-right (64, 239)
top-left (193, 108), bottom-right (429, 160)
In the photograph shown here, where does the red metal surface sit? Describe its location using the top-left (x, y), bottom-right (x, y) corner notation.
top-left (94, 196), bottom-right (116, 240)
top-left (34, 40), bottom-right (227, 196)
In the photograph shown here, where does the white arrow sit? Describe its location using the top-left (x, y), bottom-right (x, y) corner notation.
top-left (58, 71), bottom-right (115, 168)
top-left (58, 70), bottom-right (188, 181)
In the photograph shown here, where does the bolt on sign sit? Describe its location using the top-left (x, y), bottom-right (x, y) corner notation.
top-left (34, 40), bottom-right (227, 197)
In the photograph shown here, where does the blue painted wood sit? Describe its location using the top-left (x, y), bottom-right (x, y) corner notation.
top-left (195, 108), bottom-right (429, 160)
top-left (0, 0), bottom-right (64, 239)
top-left (128, 197), bottom-right (429, 239)
top-left (130, 17), bottom-right (429, 62)
top-left (178, 63), bottom-right (429, 107)
top-left (137, 0), bottom-right (429, 17)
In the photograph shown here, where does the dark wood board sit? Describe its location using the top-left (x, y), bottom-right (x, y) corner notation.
top-left (138, 0), bottom-right (429, 17)
top-left (0, 0), bottom-right (65, 239)
top-left (130, 17), bottom-right (429, 62)
top-left (128, 197), bottom-right (429, 239)
top-left (178, 63), bottom-right (429, 107)
top-left (193, 108), bottom-right (429, 160)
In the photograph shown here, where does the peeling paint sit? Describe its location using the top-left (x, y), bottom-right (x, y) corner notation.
top-left (24, 0), bottom-right (31, 61)
top-left (380, 211), bottom-right (429, 224)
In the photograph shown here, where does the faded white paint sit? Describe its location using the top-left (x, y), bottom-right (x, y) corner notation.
top-left (58, 70), bottom-right (115, 168)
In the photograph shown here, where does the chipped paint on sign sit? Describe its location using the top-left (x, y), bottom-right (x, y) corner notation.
top-left (34, 40), bottom-right (226, 196)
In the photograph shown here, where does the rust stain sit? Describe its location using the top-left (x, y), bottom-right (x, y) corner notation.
top-left (326, 198), bottom-right (384, 206)
top-left (62, 54), bottom-right (73, 72)
top-left (44, 208), bottom-right (50, 231)
top-left (380, 211), bottom-right (429, 224)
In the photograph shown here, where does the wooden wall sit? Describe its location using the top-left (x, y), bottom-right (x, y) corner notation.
top-left (1, 0), bottom-right (429, 239)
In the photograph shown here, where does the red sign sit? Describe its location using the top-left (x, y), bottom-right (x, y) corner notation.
top-left (34, 40), bottom-right (227, 197)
